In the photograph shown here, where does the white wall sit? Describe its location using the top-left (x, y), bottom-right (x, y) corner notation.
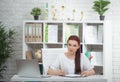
top-left (0, 0), bottom-right (120, 82)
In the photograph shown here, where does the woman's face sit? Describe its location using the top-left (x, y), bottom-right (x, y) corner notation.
top-left (67, 40), bottom-right (80, 54)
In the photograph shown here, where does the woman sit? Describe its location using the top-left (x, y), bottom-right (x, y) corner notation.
top-left (47, 35), bottom-right (95, 76)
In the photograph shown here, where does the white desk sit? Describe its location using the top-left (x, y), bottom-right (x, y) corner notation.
top-left (11, 75), bottom-right (107, 82)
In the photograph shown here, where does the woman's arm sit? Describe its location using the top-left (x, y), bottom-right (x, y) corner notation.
top-left (81, 68), bottom-right (95, 76)
top-left (88, 68), bottom-right (95, 75)
top-left (47, 68), bottom-right (65, 76)
top-left (47, 68), bottom-right (58, 75)
top-left (81, 53), bottom-right (95, 76)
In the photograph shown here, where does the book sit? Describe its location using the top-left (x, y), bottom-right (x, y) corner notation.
top-left (38, 23), bottom-right (43, 42)
top-left (25, 23), bottom-right (29, 42)
top-left (32, 23), bottom-right (36, 42)
top-left (84, 25), bottom-right (103, 43)
top-left (35, 23), bottom-right (43, 42)
top-left (65, 24), bottom-right (79, 42)
top-left (28, 24), bottom-right (33, 42)
top-left (47, 25), bottom-right (58, 43)
top-left (84, 25), bottom-right (98, 43)
top-left (97, 25), bottom-right (103, 43)
top-left (45, 25), bottom-right (48, 42)
top-left (26, 50), bottom-right (32, 60)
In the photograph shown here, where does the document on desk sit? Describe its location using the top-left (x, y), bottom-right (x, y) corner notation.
top-left (41, 75), bottom-right (52, 78)
top-left (65, 74), bottom-right (84, 78)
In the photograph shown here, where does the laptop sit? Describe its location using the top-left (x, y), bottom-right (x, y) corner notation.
top-left (16, 59), bottom-right (51, 78)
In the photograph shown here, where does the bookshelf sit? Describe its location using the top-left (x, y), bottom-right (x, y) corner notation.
top-left (23, 20), bottom-right (112, 78)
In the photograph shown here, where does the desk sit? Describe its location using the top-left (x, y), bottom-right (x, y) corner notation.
top-left (11, 75), bottom-right (107, 82)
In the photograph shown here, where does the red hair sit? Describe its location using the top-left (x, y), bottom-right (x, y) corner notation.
top-left (67, 35), bottom-right (81, 74)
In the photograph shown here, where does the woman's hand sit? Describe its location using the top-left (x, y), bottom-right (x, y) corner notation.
top-left (58, 69), bottom-right (65, 76)
top-left (81, 69), bottom-right (95, 77)
top-left (81, 70), bottom-right (89, 77)
top-left (47, 68), bottom-right (66, 76)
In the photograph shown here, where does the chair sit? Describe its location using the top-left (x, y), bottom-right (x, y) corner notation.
top-left (42, 48), bottom-right (67, 75)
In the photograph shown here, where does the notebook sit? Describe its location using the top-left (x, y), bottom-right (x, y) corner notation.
top-left (16, 59), bottom-right (51, 78)
top-left (65, 74), bottom-right (84, 78)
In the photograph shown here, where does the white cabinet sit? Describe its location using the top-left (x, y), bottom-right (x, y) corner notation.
top-left (23, 20), bottom-right (112, 81)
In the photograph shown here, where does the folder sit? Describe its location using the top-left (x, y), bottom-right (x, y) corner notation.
top-left (26, 50), bottom-right (32, 60)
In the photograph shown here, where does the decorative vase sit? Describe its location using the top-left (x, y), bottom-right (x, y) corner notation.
top-left (100, 16), bottom-right (105, 20)
top-left (34, 16), bottom-right (39, 20)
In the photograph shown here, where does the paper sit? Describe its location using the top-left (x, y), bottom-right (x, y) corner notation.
top-left (65, 74), bottom-right (82, 77)
top-left (41, 75), bottom-right (51, 78)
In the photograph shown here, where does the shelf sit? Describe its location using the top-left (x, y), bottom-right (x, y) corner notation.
top-left (25, 42), bottom-right (44, 44)
top-left (84, 43), bottom-right (103, 45)
top-left (23, 20), bottom-right (106, 76)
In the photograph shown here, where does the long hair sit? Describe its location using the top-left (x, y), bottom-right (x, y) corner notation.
top-left (67, 35), bottom-right (81, 74)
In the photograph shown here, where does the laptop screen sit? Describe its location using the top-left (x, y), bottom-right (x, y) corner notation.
top-left (16, 59), bottom-right (41, 78)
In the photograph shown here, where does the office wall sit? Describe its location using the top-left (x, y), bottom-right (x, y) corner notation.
top-left (111, 0), bottom-right (120, 82)
top-left (0, 0), bottom-right (120, 82)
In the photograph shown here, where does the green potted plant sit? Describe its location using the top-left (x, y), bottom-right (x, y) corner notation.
top-left (31, 7), bottom-right (42, 20)
top-left (0, 22), bottom-right (16, 79)
top-left (92, 0), bottom-right (110, 20)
